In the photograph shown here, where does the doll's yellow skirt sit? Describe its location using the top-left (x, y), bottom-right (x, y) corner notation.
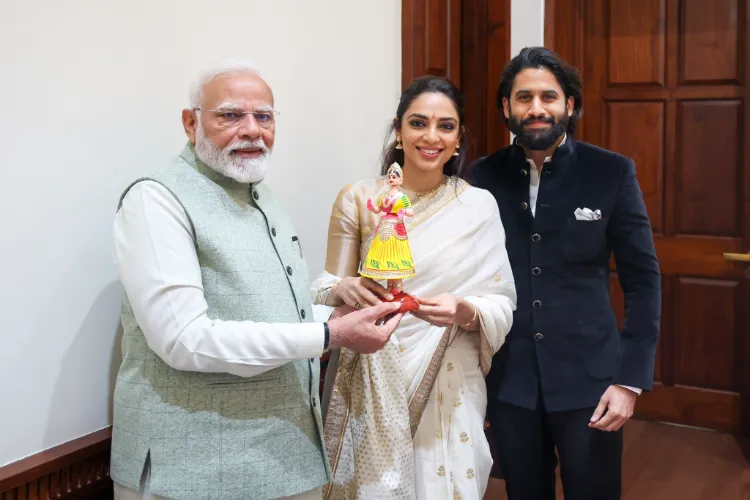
top-left (360, 216), bottom-right (416, 280)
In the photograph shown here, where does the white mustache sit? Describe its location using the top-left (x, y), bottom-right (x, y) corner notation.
top-left (228, 140), bottom-right (268, 154)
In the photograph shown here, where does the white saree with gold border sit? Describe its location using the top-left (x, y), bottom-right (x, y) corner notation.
top-left (312, 176), bottom-right (516, 500)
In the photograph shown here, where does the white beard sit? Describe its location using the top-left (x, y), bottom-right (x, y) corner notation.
top-left (194, 121), bottom-right (271, 184)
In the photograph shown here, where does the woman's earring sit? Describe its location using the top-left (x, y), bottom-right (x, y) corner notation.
top-left (395, 138), bottom-right (403, 150)
top-left (453, 144), bottom-right (460, 156)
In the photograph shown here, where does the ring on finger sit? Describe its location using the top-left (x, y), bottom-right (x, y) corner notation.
top-left (354, 302), bottom-right (361, 309)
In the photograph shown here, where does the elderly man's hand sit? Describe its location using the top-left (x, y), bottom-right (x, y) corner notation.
top-left (329, 304), bottom-right (356, 320)
top-left (327, 302), bottom-right (403, 354)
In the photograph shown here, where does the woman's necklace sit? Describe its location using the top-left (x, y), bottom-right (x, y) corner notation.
top-left (403, 175), bottom-right (449, 203)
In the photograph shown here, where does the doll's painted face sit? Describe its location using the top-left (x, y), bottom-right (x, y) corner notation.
top-left (387, 171), bottom-right (403, 187)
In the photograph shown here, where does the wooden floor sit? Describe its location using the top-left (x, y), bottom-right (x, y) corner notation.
top-left (483, 419), bottom-right (750, 499)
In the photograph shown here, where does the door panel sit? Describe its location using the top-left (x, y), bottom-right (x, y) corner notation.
top-left (672, 278), bottom-right (739, 392)
top-left (605, 101), bottom-right (665, 232)
top-left (607, 0), bottom-right (667, 87)
top-left (680, 0), bottom-right (741, 84)
top-left (461, 0), bottom-right (511, 156)
top-left (548, 0), bottom-right (750, 435)
top-left (677, 100), bottom-right (742, 236)
top-left (401, 0), bottom-right (463, 89)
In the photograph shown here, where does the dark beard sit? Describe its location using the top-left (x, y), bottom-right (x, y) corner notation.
top-left (509, 113), bottom-right (568, 151)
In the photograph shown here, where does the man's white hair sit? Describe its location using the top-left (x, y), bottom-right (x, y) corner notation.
top-left (189, 59), bottom-right (262, 109)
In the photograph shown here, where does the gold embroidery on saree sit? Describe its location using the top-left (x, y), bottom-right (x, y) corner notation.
top-left (477, 315), bottom-right (494, 377)
top-left (407, 328), bottom-right (451, 437)
top-left (406, 177), bottom-right (469, 232)
top-left (322, 348), bottom-right (359, 500)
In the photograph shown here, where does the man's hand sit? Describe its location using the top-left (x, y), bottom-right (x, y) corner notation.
top-left (327, 301), bottom-right (403, 354)
top-left (589, 385), bottom-right (637, 432)
top-left (329, 304), bottom-right (356, 320)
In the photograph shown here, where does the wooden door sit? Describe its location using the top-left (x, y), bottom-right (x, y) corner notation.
top-left (547, 0), bottom-right (750, 436)
top-left (401, 0), bottom-right (511, 159)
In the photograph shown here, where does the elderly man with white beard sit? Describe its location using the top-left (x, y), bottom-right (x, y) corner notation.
top-left (109, 60), bottom-right (403, 500)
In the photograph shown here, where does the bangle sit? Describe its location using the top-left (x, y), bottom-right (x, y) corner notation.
top-left (323, 322), bottom-right (330, 350)
top-left (461, 306), bottom-right (478, 328)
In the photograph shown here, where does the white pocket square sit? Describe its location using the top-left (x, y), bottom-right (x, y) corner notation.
top-left (574, 207), bottom-right (601, 221)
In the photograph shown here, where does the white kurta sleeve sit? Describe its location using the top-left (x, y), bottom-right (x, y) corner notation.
top-left (114, 181), bottom-right (325, 378)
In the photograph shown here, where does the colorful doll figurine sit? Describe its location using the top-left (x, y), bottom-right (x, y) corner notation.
top-left (360, 162), bottom-right (419, 312)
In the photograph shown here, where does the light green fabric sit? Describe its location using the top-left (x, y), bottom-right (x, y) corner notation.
top-left (110, 144), bottom-right (328, 500)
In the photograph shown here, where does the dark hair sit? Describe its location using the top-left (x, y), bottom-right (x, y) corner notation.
top-left (380, 75), bottom-right (469, 178)
top-left (497, 46), bottom-right (583, 134)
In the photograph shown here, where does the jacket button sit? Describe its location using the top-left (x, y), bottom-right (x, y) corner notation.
top-left (271, 228), bottom-right (277, 237)
top-left (253, 190), bottom-right (260, 201)
top-left (300, 309), bottom-right (306, 319)
top-left (533, 300), bottom-right (542, 308)
top-left (532, 233), bottom-right (541, 242)
top-left (287, 266), bottom-right (293, 276)
top-left (534, 332), bottom-right (544, 341)
top-left (521, 168), bottom-right (528, 176)
top-left (522, 202), bottom-right (529, 210)
top-left (532, 267), bottom-right (541, 276)
top-left (312, 397), bottom-right (317, 408)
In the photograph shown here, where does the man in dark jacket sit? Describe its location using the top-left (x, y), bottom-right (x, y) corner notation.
top-left (468, 47), bottom-right (661, 500)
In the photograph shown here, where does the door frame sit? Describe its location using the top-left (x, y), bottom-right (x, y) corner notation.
top-left (544, 0), bottom-right (750, 439)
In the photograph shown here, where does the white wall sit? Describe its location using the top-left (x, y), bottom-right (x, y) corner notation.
top-left (0, 0), bottom-right (401, 467)
top-left (509, 0), bottom-right (545, 142)
top-left (511, 0), bottom-right (545, 57)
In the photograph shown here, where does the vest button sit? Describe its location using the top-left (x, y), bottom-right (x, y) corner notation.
top-left (532, 267), bottom-right (541, 276)
top-left (271, 228), bottom-right (277, 237)
top-left (312, 398), bottom-right (317, 408)
top-left (253, 190), bottom-right (260, 201)
top-left (534, 332), bottom-right (544, 341)
top-left (522, 202), bottom-right (529, 210)
top-left (521, 168), bottom-right (528, 176)
top-left (533, 300), bottom-right (542, 308)
top-left (287, 266), bottom-right (293, 276)
top-left (300, 309), bottom-right (306, 319)
top-left (532, 233), bottom-right (541, 242)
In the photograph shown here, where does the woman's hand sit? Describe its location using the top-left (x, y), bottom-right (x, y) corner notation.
top-left (412, 294), bottom-right (477, 328)
top-left (332, 276), bottom-right (393, 309)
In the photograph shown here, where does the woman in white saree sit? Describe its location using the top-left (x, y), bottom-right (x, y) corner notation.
top-left (312, 76), bottom-right (517, 500)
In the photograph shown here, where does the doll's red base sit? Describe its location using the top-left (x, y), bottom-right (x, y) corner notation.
top-left (384, 291), bottom-right (419, 313)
